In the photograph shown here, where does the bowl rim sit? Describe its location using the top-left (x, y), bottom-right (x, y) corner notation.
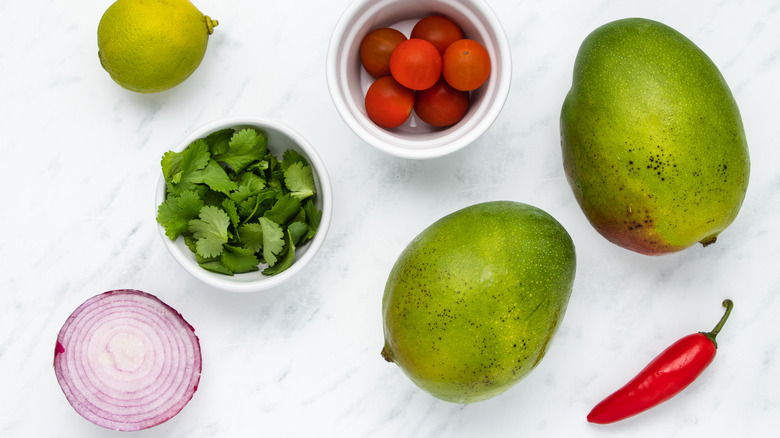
top-left (155, 116), bottom-right (333, 293)
top-left (326, 0), bottom-right (512, 160)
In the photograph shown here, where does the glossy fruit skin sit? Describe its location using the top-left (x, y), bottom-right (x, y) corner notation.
top-left (382, 201), bottom-right (576, 404)
top-left (411, 15), bottom-right (464, 54)
top-left (588, 299), bottom-right (733, 424)
top-left (560, 18), bottom-right (750, 255)
top-left (442, 39), bottom-right (491, 91)
top-left (97, 0), bottom-right (217, 93)
top-left (389, 38), bottom-right (442, 90)
top-left (414, 77), bottom-right (469, 127)
top-left (364, 76), bottom-right (415, 128)
top-left (588, 333), bottom-right (715, 424)
top-left (360, 27), bottom-right (407, 78)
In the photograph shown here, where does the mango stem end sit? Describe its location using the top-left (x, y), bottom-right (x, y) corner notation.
top-left (700, 235), bottom-right (718, 247)
top-left (381, 345), bottom-right (394, 363)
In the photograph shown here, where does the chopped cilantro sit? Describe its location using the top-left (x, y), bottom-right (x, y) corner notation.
top-left (287, 221), bottom-right (309, 246)
top-left (262, 230), bottom-right (296, 275)
top-left (237, 222), bottom-right (263, 252)
top-left (264, 194), bottom-right (301, 226)
top-left (156, 190), bottom-right (204, 240)
top-left (221, 245), bottom-right (260, 274)
top-left (284, 161), bottom-right (316, 200)
top-left (258, 216), bottom-right (284, 266)
top-left (201, 160), bottom-right (238, 194)
top-left (157, 128), bottom-right (322, 276)
top-left (188, 206), bottom-right (231, 258)
top-left (214, 128), bottom-right (267, 173)
top-left (161, 139), bottom-right (210, 194)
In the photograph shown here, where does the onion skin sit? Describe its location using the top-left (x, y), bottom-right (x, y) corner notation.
top-left (53, 289), bottom-right (202, 431)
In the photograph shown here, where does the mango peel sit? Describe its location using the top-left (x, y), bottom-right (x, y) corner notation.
top-left (382, 201), bottom-right (576, 403)
top-left (560, 18), bottom-right (750, 255)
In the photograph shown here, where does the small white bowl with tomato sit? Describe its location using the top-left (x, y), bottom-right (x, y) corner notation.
top-left (327, 0), bottom-right (512, 159)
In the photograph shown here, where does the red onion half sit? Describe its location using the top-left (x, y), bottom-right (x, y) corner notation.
top-left (53, 289), bottom-right (202, 431)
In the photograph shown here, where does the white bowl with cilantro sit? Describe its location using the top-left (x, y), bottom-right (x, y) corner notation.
top-left (155, 117), bottom-right (332, 292)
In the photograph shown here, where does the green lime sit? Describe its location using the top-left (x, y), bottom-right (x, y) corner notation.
top-left (97, 0), bottom-right (218, 93)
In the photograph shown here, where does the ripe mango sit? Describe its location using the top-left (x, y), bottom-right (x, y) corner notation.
top-left (381, 201), bottom-right (576, 403)
top-left (560, 18), bottom-right (750, 255)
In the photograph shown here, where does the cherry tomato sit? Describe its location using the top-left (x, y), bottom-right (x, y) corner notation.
top-left (410, 15), bottom-right (464, 54)
top-left (442, 39), bottom-right (491, 91)
top-left (364, 76), bottom-right (415, 128)
top-left (414, 77), bottom-right (470, 127)
top-left (360, 27), bottom-right (407, 78)
top-left (389, 38), bottom-right (442, 91)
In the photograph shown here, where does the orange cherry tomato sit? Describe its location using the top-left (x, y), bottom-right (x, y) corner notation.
top-left (414, 77), bottom-right (470, 127)
top-left (411, 15), bottom-right (464, 54)
top-left (360, 28), bottom-right (407, 78)
top-left (389, 38), bottom-right (442, 91)
top-left (364, 76), bottom-right (415, 128)
top-left (442, 39), bottom-right (491, 91)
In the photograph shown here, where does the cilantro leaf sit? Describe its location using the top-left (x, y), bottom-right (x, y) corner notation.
top-left (221, 245), bottom-right (260, 274)
top-left (238, 195), bottom-right (260, 221)
top-left (162, 139), bottom-right (210, 193)
top-left (188, 206), bottom-right (231, 258)
top-left (156, 190), bottom-right (204, 240)
top-left (237, 189), bottom-right (277, 222)
top-left (281, 149), bottom-right (309, 170)
top-left (222, 198), bottom-right (240, 229)
top-left (259, 217), bottom-right (284, 266)
top-left (263, 230), bottom-right (295, 275)
top-left (238, 171), bottom-right (267, 193)
top-left (287, 221), bottom-right (309, 246)
top-left (231, 128), bottom-right (260, 149)
top-left (303, 198), bottom-right (322, 241)
top-left (204, 128), bottom-right (234, 156)
top-left (199, 260), bottom-right (234, 275)
top-left (263, 194), bottom-right (301, 226)
top-left (237, 222), bottom-right (264, 252)
top-left (228, 185), bottom-right (254, 205)
top-left (201, 160), bottom-right (238, 194)
top-left (200, 160), bottom-right (238, 193)
top-left (214, 129), bottom-right (268, 173)
top-left (284, 162), bottom-right (316, 200)
top-left (247, 159), bottom-right (269, 173)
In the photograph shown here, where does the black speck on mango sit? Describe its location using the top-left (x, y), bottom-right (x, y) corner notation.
top-left (381, 201), bottom-right (576, 404)
top-left (560, 18), bottom-right (750, 255)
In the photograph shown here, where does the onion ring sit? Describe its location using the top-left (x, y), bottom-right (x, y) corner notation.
top-left (53, 289), bottom-right (202, 431)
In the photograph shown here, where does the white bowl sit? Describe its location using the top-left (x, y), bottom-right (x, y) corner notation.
top-left (155, 117), bottom-right (333, 293)
top-left (327, 0), bottom-right (512, 160)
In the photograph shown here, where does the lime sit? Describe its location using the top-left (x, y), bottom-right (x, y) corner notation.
top-left (97, 0), bottom-right (218, 93)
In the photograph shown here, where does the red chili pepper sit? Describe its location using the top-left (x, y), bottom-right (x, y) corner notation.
top-left (587, 299), bottom-right (734, 424)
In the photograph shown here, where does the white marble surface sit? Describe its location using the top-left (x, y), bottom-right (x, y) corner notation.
top-left (2, 0), bottom-right (779, 436)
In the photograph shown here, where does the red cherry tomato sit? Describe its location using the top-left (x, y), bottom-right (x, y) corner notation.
top-left (389, 38), bottom-right (442, 91)
top-left (442, 39), bottom-right (491, 91)
top-left (410, 15), bottom-right (464, 54)
top-left (360, 28), bottom-right (407, 78)
top-left (414, 77), bottom-right (470, 127)
top-left (364, 76), bottom-right (415, 128)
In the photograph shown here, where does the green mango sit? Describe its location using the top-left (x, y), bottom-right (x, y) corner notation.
top-left (560, 18), bottom-right (750, 255)
top-left (381, 201), bottom-right (576, 403)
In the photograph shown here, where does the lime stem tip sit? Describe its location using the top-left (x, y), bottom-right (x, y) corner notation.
top-left (205, 16), bottom-right (218, 35)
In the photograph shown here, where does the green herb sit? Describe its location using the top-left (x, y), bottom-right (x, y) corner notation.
top-left (157, 128), bottom-right (322, 276)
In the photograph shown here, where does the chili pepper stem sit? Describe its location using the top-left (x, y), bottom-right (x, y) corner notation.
top-left (701, 299), bottom-right (733, 347)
